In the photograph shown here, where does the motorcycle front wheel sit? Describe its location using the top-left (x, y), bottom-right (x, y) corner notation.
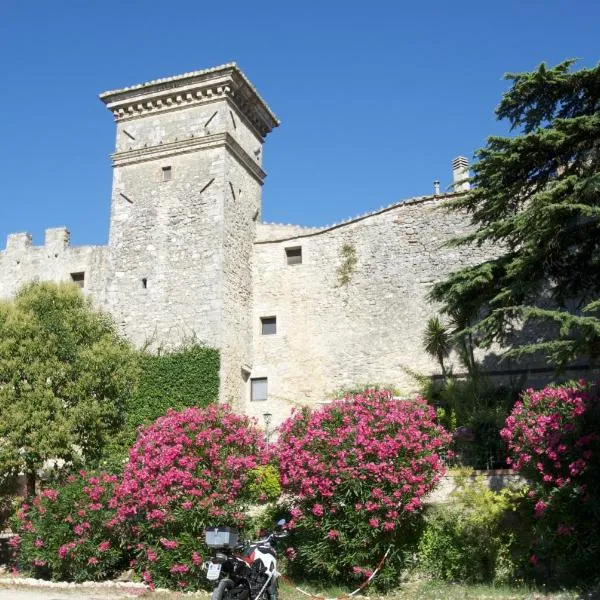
top-left (212, 579), bottom-right (235, 600)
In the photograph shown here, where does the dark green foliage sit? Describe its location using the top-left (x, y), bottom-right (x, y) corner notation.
top-left (430, 60), bottom-right (600, 369)
top-left (127, 344), bottom-right (219, 431)
top-left (416, 373), bottom-right (521, 469)
top-left (101, 344), bottom-right (219, 466)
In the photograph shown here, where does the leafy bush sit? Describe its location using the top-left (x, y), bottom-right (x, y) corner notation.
top-left (11, 472), bottom-right (126, 581)
top-left (500, 381), bottom-right (600, 584)
top-left (277, 389), bottom-right (451, 588)
top-left (113, 404), bottom-right (269, 590)
top-left (418, 374), bottom-right (520, 469)
top-left (418, 472), bottom-right (527, 583)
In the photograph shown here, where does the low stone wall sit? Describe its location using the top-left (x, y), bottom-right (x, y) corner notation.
top-left (426, 469), bottom-right (524, 504)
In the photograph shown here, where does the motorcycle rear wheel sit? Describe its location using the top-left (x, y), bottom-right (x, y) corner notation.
top-left (212, 579), bottom-right (235, 600)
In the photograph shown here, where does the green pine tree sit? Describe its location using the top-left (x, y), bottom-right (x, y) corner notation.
top-left (430, 59), bottom-right (600, 370)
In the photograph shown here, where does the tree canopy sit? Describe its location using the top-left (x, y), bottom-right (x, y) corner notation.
top-left (430, 60), bottom-right (600, 369)
top-left (0, 282), bottom-right (138, 494)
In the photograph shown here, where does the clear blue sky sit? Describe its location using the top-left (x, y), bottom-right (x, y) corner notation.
top-left (0, 0), bottom-right (598, 246)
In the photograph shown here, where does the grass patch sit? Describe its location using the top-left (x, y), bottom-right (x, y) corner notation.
top-left (279, 578), bottom-right (585, 600)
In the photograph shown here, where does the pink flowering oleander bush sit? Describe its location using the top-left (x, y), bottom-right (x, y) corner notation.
top-left (500, 380), bottom-right (600, 584)
top-left (11, 472), bottom-right (126, 582)
top-left (113, 404), bottom-right (270, 591)
top-left (278, 389), bottom-right (451, 588)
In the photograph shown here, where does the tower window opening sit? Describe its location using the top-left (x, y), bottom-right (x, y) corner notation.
top-left (162, 166), bottom-right (172, 181)
top-left (285, 246), bottom-right (302, 265)
top-left (261, 316), bottom-right (277, 335)
top-left (70, 272), bottom-right (85, 288)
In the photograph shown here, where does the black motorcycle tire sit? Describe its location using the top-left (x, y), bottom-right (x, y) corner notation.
top-left (212, 578), bottom-right (235, 600)
top-left (267, 578), bottom-right (279, 600)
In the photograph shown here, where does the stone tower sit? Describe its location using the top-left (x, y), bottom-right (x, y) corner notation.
top-left (99, 64), bottom-right (279, 404)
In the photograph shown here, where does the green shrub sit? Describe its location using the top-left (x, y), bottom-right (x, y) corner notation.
top-left (418, 471), bottom-right (528, 584)
top-left (247, 465), bottom-right (282, 503)
top-left (11, 472), bottom-right (126, 582)
top-left (418, 375), bottom-right (521, 469)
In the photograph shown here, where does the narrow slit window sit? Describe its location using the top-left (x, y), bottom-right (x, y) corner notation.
top-left (251, 377), bottom-right (268, 402)
top-left (285, 246), bottom-right (302, 265)
top-left (70, 272), bottom-right (85, 288)
top-left (261, 316), bottom-right (276, 335)
top-left (142, 278), bottom-right (148, 289)
top-left (162, 166), bottom-right (172, 181)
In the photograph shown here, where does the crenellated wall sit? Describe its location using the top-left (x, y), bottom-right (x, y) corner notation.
top-left (0, 228), bottom-right (108, 300)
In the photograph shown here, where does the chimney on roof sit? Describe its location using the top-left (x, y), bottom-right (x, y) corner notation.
top-left (433, 180), bottom-right (440, 196)
top-left (452, 156), bottom-right (470, 192)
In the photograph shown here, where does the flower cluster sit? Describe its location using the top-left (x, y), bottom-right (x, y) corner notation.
top-left (278, 389), bottom-right (451, 587)
top-left (11, 472), bottom-right (124, 582)
top-left (500, 382), bottom-right (599, 506)
top-left (500, 381), bottom-right (600, 583)
top-left (112, 404), bottom-right (269, 590)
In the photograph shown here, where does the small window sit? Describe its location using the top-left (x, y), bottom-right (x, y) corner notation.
top-left (70, 272), bottom-right (85, 288)
top-left (251, 377), bottom-right (268, 401)
top-left (162, 166), bottom-right (172, 181)
top-left (142, 278), bottom-right (148, 289)
top-left (285, 246), bottom-right (302, 265)
top-left (261, 316), bottom-right (276, 335)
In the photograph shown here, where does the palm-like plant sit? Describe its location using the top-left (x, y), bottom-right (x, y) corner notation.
top-left (423, 316), bottom-right (451, 377)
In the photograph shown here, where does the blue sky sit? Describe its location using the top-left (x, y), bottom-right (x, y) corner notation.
top-left (0, 0), bottom-right (598, 246)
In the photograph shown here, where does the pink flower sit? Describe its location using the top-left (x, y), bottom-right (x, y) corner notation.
top-left (368, 518), bottom-right (379, 528)
top-left (98, 541), bottom-right (111, 552)
top-left (327, 529), bottom-right (340, 540)
top-left (160, 538), bottom-right (178, 550)
top-left (285, 547), bottom-right (297, 561)
top-left (192, 551), bottom-right (203, 566)
top-left (170, 563), bottom-right (189, 574)
top-left (41, 489), bottom-right (58, 502)
top-left (311, 504), bottom-right (324, 517)
top-left (88, 557), bottom-right (99, 565)
top-left (34, 538), bottom-right (44, 548)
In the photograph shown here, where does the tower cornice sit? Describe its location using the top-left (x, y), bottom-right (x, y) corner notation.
top-left (99, 63), bottom-right (279, 138)
top-left (111, 132), bottom-right (267, 184)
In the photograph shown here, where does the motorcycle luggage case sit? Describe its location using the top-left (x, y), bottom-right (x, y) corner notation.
top-left (205, 526), bottom-right (239, 548)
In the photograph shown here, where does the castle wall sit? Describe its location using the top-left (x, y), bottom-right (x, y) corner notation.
top-left (219, 151), bottom-right (263, 406)
top-left (105, 140), bottom-right (227, 349)
top-left (0, 228), bottom-right (107, 301)
top-left (248, 196), bottom-right (492, 424)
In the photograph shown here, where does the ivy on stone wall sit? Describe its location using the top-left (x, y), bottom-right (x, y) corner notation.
top-left (101, 344), bottom-right (219, 467)
top-left (336, 242), bottom-right (358, 287)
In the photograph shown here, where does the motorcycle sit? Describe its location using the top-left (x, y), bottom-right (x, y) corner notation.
top-left (205, 520), bottom-right (289, 600)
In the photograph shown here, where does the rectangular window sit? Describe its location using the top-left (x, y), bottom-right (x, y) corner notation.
top-left (70, 272), bottom-right (85, 288)
top-left (285, 246), bottom-right (302, 265)
top-left (261, 316), bottom-right (277, 335)
top-left (251, 377), bottom-right (268, 401)
top-left (162, 166), bottom-right (172, 181)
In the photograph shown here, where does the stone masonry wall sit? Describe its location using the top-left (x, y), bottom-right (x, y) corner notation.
top-left (0, 228), bottom-right (107, 301)
top-left (248, 195), bottom-right (492, 425)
